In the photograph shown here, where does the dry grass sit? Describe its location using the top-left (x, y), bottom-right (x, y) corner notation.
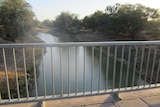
top-left (32, 27), bottom-right (49, 32)
top-left (0, 70), bottom-right (25, 79)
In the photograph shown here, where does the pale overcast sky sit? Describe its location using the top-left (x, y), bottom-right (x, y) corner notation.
top-left (25, 0), bottom-right (160, 21)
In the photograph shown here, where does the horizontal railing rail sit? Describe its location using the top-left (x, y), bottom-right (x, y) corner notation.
top-left (2, 41), bottom-right (160, 48)
top-left (0, 41), bottom-right (160, 104)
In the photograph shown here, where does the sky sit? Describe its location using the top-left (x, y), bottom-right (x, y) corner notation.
top-left (25, 0), bottom-right (160, 21)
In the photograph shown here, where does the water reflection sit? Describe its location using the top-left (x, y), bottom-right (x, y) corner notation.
top-left (32, 33), bottom-right (142, 96)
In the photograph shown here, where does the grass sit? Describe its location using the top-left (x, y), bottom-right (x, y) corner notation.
top-left (0, 70), bottom-right (25, 79)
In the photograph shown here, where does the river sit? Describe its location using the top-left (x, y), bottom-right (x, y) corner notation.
top-left (32, 32), bottom-right (142, 96)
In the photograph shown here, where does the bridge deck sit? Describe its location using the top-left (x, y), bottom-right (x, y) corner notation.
top-left (1, 88), bottom-right (160, 107)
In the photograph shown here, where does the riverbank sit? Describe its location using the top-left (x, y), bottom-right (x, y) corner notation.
top-left (49, 29), bottom-right (160, 84)
top-left (0, 30), bottom-right (44, 44)
top-left (49, 29), bottom-right (147, 42)
top-left (0, 29), bottom-right (44, 70)
top-left (49, 29), bottom-right (112, 42)
top-left (0, 29), bottom-right (44, 99)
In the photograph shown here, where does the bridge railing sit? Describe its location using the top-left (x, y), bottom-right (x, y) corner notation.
top-left (0, 41), bottom-right (160, 104)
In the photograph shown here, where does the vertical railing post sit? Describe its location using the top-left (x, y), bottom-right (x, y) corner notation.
top-left (0, 93), bottom-right (1, 102)
top-left (42, 48), bottom-right (46, 98)
top-left (119, 46), bottom-right (124, 90)
top-left (91, 46), bottom-right (94, 94)
top-left (144, 47), bottom-right (151, 87)
top-left (60, 47), bottom-right (63, 96)
top-left (75, 47), bottom-right (78, 95)
top-left (68, 47), bottom-right (70, 96)
top-left (138, 46), bottom-right (144, 88)
top-left (3, 48), bottom-right (11, 101)
top-left (105, 46), bottom-right (110, 92)
top-left (149, 46), bottom-right (157, 87)
top-left (83, 46), bottom-right (86, 95)
top-left (125, 46), bottom-right (131, 90)
top-left (155, 57), bottom-right (160, 86)
top-left (32, 47), bottom-right (38, 98)
top-left (23, 48), bottom-right (29, 99)
top-left (131, 46), bottom-right (138, 88)
top-left (13, 48), bottom-right (20, 100)
top-left (51, 47), bottom-right (55, 97)
top-left (98, 46), bottom-right (102, 93)
top-left (112, 46), bottom-right (117, 91)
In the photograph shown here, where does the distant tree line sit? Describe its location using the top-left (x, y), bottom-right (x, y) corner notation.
top-left (52, 3), bottom-right (160, 40)
top-left (0, 1), bottom-right (160, 41)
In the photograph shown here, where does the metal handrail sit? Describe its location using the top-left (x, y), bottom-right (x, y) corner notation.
top-left (0, 41), bottom-right (160, 104)
top-left (1, 41), bottom-right (160, 48)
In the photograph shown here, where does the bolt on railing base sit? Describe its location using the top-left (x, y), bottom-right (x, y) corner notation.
top-left (111, 92), bottom-right (121, 101)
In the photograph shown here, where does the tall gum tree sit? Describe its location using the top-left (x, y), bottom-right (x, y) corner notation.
top-left (0, 0), bottom-right (35, 41)
top-left (107, 4), bottom-right (160, 40)
top-left (53, 11), bottom-right (80, 32)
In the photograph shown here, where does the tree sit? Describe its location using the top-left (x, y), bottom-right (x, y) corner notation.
top-left (42, 19), bottom-right (53, 28)
top-left (83, 11), bottom-right (108, 32)
top-left (145, 20), bottom-right (160, 35)
top-left (106, 3), bottom-right (120, 15)
top-left (107, 4), bottom-right (160, 39)
top-left (32, 18), bottom-right (41, 27)
top-left (53, 11), bottom-right (80, 32)
top-left (0, 0), bottom-right (34, 41)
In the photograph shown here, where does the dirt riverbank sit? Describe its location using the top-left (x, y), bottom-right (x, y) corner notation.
top-left (49, 29), bottom-right (112, 42)
top-left (0, 29), bottom-right (44, 98)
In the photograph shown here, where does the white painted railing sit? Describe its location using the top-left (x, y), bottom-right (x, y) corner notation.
top-left (0, 41), bottom-right (160, 104)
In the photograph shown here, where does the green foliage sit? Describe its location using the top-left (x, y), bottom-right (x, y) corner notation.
top-left (0, 0), bottom-right (34, 41)
top-left (83, 11), bottom-right (108, 32)
top-left (108, 4), bottom-right (145, 39)
top-left (105, 3), bottom-right (120, 15)
top-left (32, 18), bottom-right (41, 27)
top-left (82, 3), bottom-right (160, 40)
top-left (42, 19), bottom-right (53, 28)
top-left (145, 20), bottom-right (160, 35)
top-left (108, 4), bottom-right (159, 39)
top-left (53, 11), bottom-right (80, 32)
